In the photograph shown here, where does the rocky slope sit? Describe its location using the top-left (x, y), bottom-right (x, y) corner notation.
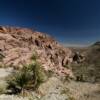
top-left (71, 41), bottom-right (100, 82)
top-left (0, 26), bottom-right (73, 77)
top-left (0, 26), bottom-right (100, 100)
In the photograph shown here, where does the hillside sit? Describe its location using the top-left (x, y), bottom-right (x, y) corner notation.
top-left (0, 26), bottom-right (76, 100)
top-left (0, 26), bottom-right (73, 77)
top-left (71, 41), bottom-right (100, 83)
top-left (0, 26), bottom-right (99, 100)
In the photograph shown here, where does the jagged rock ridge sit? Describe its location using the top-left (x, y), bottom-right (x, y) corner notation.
top-left (0, 26), bottom-right (74, 77)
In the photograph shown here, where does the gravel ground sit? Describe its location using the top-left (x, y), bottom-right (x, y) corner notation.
top-left (0, 68), bottom-right (99, 100)
top-left (65, 81), bottom-right (100, 100)
top-left (0, 68), bottom-right (13, 79)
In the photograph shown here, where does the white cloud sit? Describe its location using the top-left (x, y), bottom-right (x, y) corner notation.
top-left (61, 43), bottom-right (89, 47)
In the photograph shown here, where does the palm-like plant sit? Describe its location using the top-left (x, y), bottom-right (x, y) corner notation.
top-left (7, 61), bottom-right (46, 94)
top-left (7, 67), bottom-right (31, 94)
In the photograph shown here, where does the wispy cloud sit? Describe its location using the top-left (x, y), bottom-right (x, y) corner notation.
top-left (61, 43), bottom-right (89, 47)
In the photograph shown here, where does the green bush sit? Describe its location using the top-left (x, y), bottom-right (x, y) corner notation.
top-left (0, 85), bottom-right (6, 94)
top-left (7, 66), bottom-right (31, 94)
top-left (0, 53), bottom-right (5, 62)
top-left (30, 51), bottom-right (38, 61)
top-left (7, 61), bottom-right (46, 94)
top-left (27, 62), bottom-right (47, 88)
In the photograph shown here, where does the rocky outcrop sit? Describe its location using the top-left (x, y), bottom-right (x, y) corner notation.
top-left (0, 26), bottom-right (74, 77)
top-left (72, 52), bottom-right (85, 63)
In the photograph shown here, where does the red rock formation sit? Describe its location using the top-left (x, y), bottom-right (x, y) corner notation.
top-left (0, 26), bottom-right (74, 77)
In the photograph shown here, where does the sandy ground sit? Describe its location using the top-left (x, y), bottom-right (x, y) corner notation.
top-left (0, 68), bottom-right (13, 78)
top-left (65, 81), bottom-right (100, 100)
top-left (0, 68), bottom-right (99, 100)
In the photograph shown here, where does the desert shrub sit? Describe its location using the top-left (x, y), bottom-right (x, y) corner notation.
top-left (7, 66), bottom-right (32, 94)
top-left (7, 57), bottom-right (46, 94)
top-left (60, 88), bottom-right (70, 95)
top-left (0, 86), bottom-right (6, 94)
top-left (0, 53), bottom-right (5, 61)
top-left (46, 70), bottom-right (54, 78)
top-left (68, 96), bottom-right (76, 100)
top-left (31, 51), bottom-right (38, 61)
top-left (27, 62), bottom-right (47, 88)
top-left (63, 65), bottom-right (69, 68)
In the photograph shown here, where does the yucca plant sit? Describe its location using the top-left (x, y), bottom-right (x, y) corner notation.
top-left (7, 52), bottom-right (47, 94)
top-left (7, 61), bottom-right (46, 94)
top-left (30, 51), bottom-right (38, 61)
top-left (7, 67), bottom-right (31, 94)
top-left (27, 62), bottom-right (47, 89)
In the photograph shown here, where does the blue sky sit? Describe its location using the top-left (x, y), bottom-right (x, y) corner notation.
top-left (0, 0), bottom-right (100, 46)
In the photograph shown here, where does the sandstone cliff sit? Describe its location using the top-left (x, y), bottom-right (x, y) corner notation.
top-left (0, 26), bottom-right (73, 77)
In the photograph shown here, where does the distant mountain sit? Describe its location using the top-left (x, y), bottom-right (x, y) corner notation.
top-left (93, 41), bottom-right (100, 46)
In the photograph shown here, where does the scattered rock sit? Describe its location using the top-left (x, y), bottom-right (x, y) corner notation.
top-left (73, 52), bottom-right (85, 63)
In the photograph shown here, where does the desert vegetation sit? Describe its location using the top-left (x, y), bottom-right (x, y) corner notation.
top-left (71, 43), bottom-right (100, 83)
top-left (0, 27), bottom-right (99, 100)
top-left (6, 53), bottom-right (47, 95)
